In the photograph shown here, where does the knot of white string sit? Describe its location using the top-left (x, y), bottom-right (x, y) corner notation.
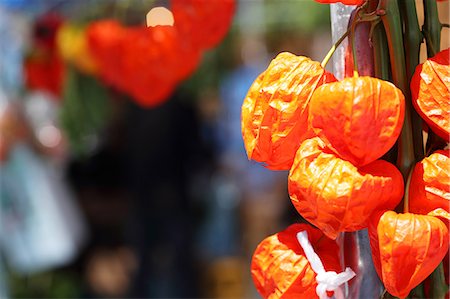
top-left (297, 231), bottom-right (356, 299)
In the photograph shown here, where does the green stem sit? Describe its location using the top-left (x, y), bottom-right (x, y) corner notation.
top-left (423, 31), bottom-right (438, 57)
top-left (423, 0), bottom-right (441, 57)
top-left (399, 0), bottom-right (425, 162)
top-left (399, 0), bottom-right (422, 83)
top-left (430, 263), bottom-right (449, 299)
top-left (380, 0), bottom-right (415, 181)
top-left (321, 29), bottom-right (350, 68)
top-left (372, 22), bottom-right (390, 80)
top-left (372, 21), bottom-right (399, 164)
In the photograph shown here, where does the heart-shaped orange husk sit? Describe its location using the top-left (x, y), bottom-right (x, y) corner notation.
top-left (288, 137), bottom-right (404, 239)
top-left (251, 223), bottom-right (341, 299)
top-left (309, 76), bottom-right (405, 166)
top-left (410, 150), bottom-right (450, 215)
top-left (120, 26), bottom-right (180, 107)
top-left (368, 211), bottom-right (449, 299)
top-left (87, 21), bottom-right (202, 108)
top-left (411, 48), bottom-right (450, 141)
top-left (241, 52), bottom-right (336, 170)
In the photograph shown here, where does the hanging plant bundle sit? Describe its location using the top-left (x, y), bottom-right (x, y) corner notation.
top-left (411, 48), bottom-right (450, 141)
top-left (309, 76), bottom-right (405, 166)
top-left (368, 211), bottom-right (449, 299)
top-left (241, 0), bottom-right (450, 298)
top-left (251, 223), bottom-right (342, 299)
top-left (241, 52), bottom-right (336, 170)
top-left (409, 150), bottom-right (450, 216)
top-left (288, 137), bottom-right (404, 239)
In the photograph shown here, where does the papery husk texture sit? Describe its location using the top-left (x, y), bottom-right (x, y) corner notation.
top-left (288, 137), bottom-right (404, 239)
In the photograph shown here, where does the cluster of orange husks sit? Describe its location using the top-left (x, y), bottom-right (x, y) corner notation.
top-left (244, 2), bottom-right (449, 296)
top-left (24, 0), bottom-right (235, 107)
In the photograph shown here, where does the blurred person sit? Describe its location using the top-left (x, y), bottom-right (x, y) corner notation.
top-left (0, 6), bottom-right (86, 297)
top-left (123, 90), bottom-right (210, 298)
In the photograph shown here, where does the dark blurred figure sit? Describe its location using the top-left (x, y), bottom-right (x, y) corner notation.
top-left (124, 91), bottom-right (210, 298)
top-left (68, 89), bottom-right (210, 298)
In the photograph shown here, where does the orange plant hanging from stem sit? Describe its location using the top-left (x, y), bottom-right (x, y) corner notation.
top-left (411, 48), bottom-right (450, 141)
top-left (409, 150), bottom-right (450, 216)
top-left (308, 76), bottom-right (405, 167)
top-left (241, 52), bottom-right (336, 170)
top-left (288, 137), bottom-right (404, 239)
top-left (368, 210), bottom-right (449, 299)
top-left (251, 223), bottom-right (342, 299)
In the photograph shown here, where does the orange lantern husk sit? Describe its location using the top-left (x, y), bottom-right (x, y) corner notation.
top-left (411, 48), bottom-right (450, 141)
top-left (241, 52), bottom-right (336, 170)
top-left (120, 26), bottom-right (178, 107)
top-left (309, 76), bottom-right (405, 166)
top-left (368, 210), bottom-right (449, 299)
top-left (288, 137), bottom-right (404, 239)
top-left (409, 150), bottom-right (450, 215)
top-left (251, 223), bottom-right (341, 299)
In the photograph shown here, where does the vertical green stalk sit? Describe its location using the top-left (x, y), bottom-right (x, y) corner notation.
top-left (399, 0), bottom-right (425, 162)
top-left (379, 0), bottom-right (415, 180)
top-left (400, 1), bottom-right (422, 79)
top-left (373, 22), bottom-right (399, 164)
top-left (372, 23), bottom-right (390, 81)
top-left (423, 0), bottom-right (441, 57)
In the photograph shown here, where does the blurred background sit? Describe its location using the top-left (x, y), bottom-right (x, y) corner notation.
top-left (0, 0), bottom-right (334, 298)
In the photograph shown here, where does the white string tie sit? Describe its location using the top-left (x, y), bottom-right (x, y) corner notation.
top-left (297, 231), bottom-right (356, 299)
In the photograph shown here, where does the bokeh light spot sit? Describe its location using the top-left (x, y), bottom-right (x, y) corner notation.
top-left (146, 7), bottom-right (174, 27)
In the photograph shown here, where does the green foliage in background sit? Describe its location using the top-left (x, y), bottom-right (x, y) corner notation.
top-left (264, 0), bottom-right (331, 33)
top-left (8, 270), bottom-right (81, 298)
top-left (60, 67), bottom-right (110, 156)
